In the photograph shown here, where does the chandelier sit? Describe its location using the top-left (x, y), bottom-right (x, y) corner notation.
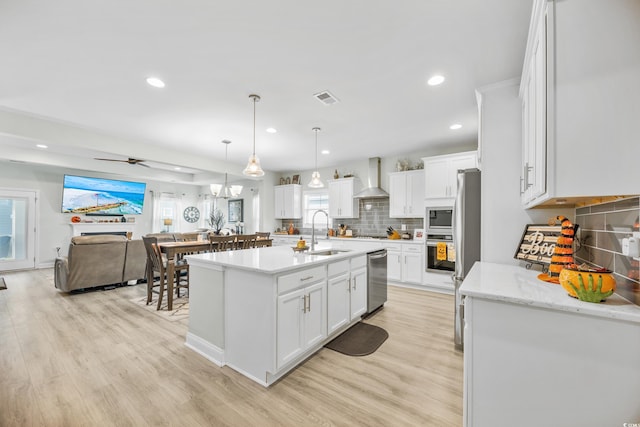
top-left (210, 140), bottom-right (243, 199)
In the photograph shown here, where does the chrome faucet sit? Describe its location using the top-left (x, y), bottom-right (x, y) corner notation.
top-left (311, 209), bottom-right (329, 251)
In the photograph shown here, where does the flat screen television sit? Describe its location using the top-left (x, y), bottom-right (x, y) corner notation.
top-left (61, 175), bottom-right (146, 215)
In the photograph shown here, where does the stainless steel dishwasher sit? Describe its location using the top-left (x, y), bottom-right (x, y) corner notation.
top-left (367, 249), bottom-right (388, 313)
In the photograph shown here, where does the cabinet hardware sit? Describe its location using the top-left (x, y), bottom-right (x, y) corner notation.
top-left (304, 294), bottom-right (310, 313)
top-left (299, 275), bottom-right (314, 282)
top-left (352, 278), bottom-right (357, 291)
top-left (523, 163), bottom-right (533, 190)
top-left (301, 295), bottom-right (306, 312)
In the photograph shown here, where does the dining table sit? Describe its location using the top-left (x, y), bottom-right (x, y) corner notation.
top-left (157, 240), bottom-right (212, 310)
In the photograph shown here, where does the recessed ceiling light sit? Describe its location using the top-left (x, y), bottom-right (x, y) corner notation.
top-left (321, 150), bottom-right (330, 155)
top-left (427, 75), bottom-right (445, 86)
top-left (146, 77), bottom-right (165, 88)
top-left (266, 127), bottom-right (277, 134)
top-left (449, 123), bottom-right (462, 130)
top-left (36, 144), bottom-right (48, 149)
top-left (174, 167), bottom-right (181, 171)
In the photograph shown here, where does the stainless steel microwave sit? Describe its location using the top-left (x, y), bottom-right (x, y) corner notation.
top-left (425, 207), bottom-right (453, 230)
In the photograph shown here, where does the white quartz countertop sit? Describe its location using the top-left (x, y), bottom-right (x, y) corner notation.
top-left (186, 241), bottom-right (385, 274)
top-left (273, 234), bottom-right (421, 245)
top-left (460, 262), bottom-right (640, 324)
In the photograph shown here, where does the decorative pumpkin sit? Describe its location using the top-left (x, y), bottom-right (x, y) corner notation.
top-left (559, 268), bottom-right (616, 302)
top-left (71, 216), bottom-right (81, 223)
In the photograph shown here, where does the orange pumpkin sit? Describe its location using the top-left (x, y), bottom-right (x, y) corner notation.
top-left (559, 268), bottom-right (616, 301)
top-left (71, 216), bottom-right (81, 223)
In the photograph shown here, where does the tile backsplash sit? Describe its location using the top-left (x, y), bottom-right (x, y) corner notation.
top-left (574, 197), bottom-right (640, 305)
top-left (280, 198), bottom-right (423, 238)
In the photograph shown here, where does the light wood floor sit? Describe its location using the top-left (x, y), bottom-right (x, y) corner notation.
top-left (0, 269), bottom-right (463, 426)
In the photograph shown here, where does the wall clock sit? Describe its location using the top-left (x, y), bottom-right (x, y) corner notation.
top-left (183, 206), bottom-right (200, 223)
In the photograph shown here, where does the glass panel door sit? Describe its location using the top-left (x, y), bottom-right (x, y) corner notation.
top-left (0, 190), bottom-right (36, 271)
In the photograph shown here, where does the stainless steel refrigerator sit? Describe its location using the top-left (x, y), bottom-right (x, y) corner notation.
top-left (453, 168), bottom-right (481, 350)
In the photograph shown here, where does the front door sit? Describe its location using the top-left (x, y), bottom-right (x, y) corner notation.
top-left (0, 189), bottom-right (37, 271)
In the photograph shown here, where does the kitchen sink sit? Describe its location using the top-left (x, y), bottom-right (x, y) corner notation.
top-left (308, 249), bottom-right (351, 256)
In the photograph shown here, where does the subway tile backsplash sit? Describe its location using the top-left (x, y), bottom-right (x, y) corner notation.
top-left (574, 197), bottom-right (640, 305)
top-left (280, 198), bottom-right (424, 238)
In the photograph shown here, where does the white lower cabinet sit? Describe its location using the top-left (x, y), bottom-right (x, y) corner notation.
top-left (327, 261), bottom-right (350, 335)
top-left (277, 280), bottom-right (326, 370)
top-left (349, 257), bottom-right (367, 319)
top-left (387, 249), bottom-right (402, 282)
top-left (386, 242), bottom-right (423, 285)
top-left (327, 257), bottom-right (367, 335)
top-left (401, 244), bottom-right (423, 284)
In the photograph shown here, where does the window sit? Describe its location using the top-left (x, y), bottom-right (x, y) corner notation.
top-left (303, 190), bottom-right (330, 228)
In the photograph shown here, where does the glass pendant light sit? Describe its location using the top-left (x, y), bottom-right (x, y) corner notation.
top-left (308, 127), bottom-right (324, 188)
top-left (211, 140), bottom-right (243, 199)
top-left (243, 94), bottom-right (265, 177)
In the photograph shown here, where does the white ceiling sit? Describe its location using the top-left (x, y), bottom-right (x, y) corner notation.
top-left (0, 0), bottom-right (532, 183)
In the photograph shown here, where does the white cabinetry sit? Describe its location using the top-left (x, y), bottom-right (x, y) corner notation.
top-left (520, 0), bottom-right (640, 208)
top-left (349, 256), bottom-right (367, 319)
top-left (274, 184), bottom-right (302, 219)
top-left (464, 288), bottom-right (640, 427)
top-left (423, 152), bottom-right (477, 200)
top-left (385, 242), bottom-right (423, 285)
top-left (327, 178), bottom-right (359, 218)
top-left (520, 0), bottom-right (547, 206)
top-left (276, 268), bottom-right (326, 370)
top-left (327, 260), bottom-right (350, 335)
top-left (389, 170), bottom-right (425, 218)
top-left (327, 257), bottom-right (367, 336)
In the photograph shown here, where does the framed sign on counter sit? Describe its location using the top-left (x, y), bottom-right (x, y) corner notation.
top-left (514, 224), bottom-right (562, 268)
top-left (228, 199), bottom-right (243, 223)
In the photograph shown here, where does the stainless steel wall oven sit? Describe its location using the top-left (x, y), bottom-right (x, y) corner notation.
top-left (425, 232), bottom-right (455, 272)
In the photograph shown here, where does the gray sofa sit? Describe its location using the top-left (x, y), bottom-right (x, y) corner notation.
top-left (54, 235), bottom-right (147, 292)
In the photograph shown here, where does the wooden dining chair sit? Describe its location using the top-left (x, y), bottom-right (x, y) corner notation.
top-left (209, 235), bottom-right (236, 252)
top-left (256, 231), bottom-right (271, 239)
top-left (142, 236), bottom-right (189, 310)
top-left (236, 234), bottom-right (258, 249)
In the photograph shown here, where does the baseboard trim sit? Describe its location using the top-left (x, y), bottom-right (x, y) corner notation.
top-left (185, 332), bottom-right (225, 367)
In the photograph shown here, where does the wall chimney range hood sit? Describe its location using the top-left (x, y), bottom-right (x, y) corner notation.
top-left (353, 157), bottom-right (389, 199)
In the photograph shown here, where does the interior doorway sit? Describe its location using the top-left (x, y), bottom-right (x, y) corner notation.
top-left (0, 189), bottom-right (37, 271)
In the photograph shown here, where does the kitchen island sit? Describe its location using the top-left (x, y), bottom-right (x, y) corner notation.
top-left (184, 241), bottom-right (384, 386)
top-left (460, 262), bottom-right (640, 427)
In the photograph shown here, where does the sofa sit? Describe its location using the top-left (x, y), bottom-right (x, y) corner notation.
top-left (54, 235), bottom-right (147, 292)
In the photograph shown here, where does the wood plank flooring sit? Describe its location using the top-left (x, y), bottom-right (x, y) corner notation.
top-left (0, 269), bottom-right (463, 426)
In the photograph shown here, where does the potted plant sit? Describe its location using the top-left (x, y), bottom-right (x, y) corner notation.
top-left (208, 208), bottom-right (225, 235)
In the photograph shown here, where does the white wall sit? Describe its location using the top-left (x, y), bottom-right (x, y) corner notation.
top-left (276, 140), bottom-right (477, 195)
top-left (0, 162), bottom-right (205, 267)
top-left (478, 81), bottom-right (572, 265)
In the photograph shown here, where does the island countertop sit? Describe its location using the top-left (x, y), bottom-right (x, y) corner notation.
top-left (459, 261), bottom-right (640, 324)
top-left (185, 241), bottom-right (385, 274)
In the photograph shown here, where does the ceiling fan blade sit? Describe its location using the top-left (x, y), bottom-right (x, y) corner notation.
top-left (94, 158), bottom-right (127, 162)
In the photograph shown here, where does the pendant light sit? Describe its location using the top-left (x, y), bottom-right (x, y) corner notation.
top-left (308, 127), bottom-right (324, 188)
top-left (211, 140), bottom-right (243, 199)
top-left (243, 94), bottom-right (265, 177)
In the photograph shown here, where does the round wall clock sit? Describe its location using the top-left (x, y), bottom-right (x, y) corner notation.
top-left (183, 206), bottom-right (200, 223)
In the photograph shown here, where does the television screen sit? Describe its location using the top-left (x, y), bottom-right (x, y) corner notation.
top-left (62, 175), bottom-right (146, 215)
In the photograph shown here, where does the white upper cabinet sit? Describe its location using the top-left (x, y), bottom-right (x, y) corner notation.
top-left (520, 0), bottom-right (640, 208)
top-left (520, 0), bottom-right (548, 207)
top-left (274, 184), bottom-right (302, 219)
top-left (327, 178), bottom-right (359, 218)
top-left (423, 151), bottom-right (477, 200)
top-left (389, 170), bottom-right (425, 218)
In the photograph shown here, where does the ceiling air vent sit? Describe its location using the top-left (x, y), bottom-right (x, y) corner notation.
top-left (314, 90), bottom-right (339, 105)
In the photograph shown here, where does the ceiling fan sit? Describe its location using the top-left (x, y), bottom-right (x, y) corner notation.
top-left (94, 157), bottom-right (150, 168)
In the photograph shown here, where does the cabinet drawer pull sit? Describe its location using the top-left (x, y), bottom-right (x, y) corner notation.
top-left (299, 275), bottom-right (314, 282)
